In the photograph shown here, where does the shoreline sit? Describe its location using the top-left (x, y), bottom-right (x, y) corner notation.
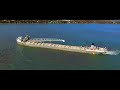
top-left (0, 20), bottom-right (120, 24)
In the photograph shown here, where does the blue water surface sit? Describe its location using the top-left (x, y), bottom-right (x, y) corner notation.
top-left (0, 24), bottom-right (120, 70)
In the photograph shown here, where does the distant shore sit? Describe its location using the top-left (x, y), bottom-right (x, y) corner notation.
top-left (0, 20), bottom-right (120, 24)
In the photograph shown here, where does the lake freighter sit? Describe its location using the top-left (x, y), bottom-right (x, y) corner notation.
top-left (16, 35), bottom-right (108, 55)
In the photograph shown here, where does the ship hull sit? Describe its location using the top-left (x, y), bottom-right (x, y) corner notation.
top-left (17, 41), bottom-right (107, 55)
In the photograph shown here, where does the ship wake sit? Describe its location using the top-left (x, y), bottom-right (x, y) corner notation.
top-left (104, 50), bottom-right (120, 55)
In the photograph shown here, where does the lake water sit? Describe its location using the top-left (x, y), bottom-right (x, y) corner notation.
top-left (0, 24), bottom-right (120, 70)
